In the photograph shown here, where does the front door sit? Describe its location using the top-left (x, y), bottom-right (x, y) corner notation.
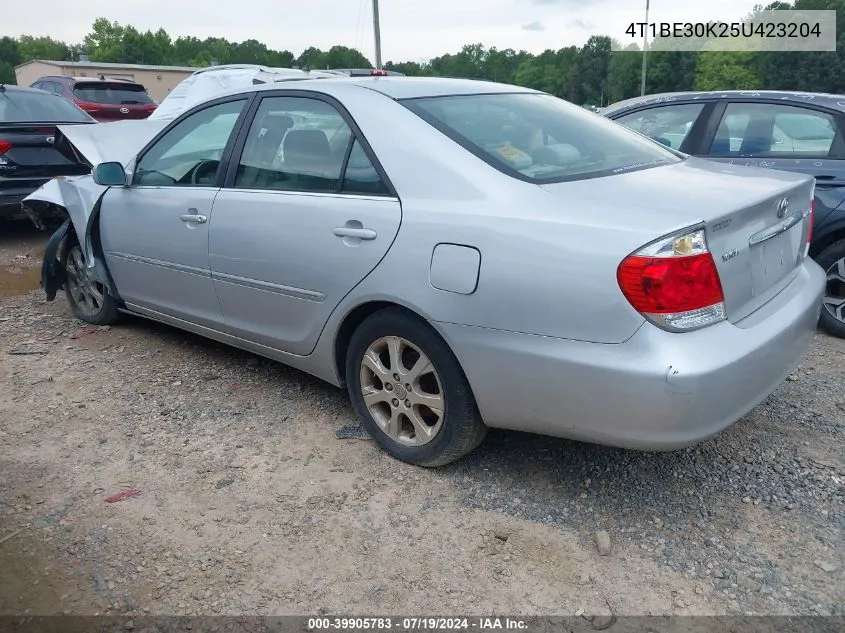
top-left (99, 97), bottom-right (249, 328)
top-left (209, 93), bottom-right (402, 355)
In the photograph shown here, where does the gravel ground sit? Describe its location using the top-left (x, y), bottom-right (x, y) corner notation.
top-left (0, 223), bottom-right (843, 618)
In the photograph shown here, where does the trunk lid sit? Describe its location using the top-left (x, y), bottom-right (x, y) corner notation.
top-left (540, 157), bottom-right (814, 323)
top-left (0, 123), bottom-right (91, 180)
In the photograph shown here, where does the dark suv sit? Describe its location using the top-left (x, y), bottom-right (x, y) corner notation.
top-left (30, 76), bottom-right (157, 122)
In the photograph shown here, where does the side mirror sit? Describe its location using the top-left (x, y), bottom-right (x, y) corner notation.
top-left (93, 162), bottom-right (127, 186)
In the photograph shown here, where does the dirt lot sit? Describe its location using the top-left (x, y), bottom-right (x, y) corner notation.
top-left (0, 222), bottom-right (843, 618)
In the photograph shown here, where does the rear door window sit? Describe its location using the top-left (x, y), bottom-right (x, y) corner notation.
top-left (72, 83), bottom-right (154, 105)
top-left (708, 102), bottom-right (840, 157)
top-left (613, 103), bottom-right (706, 150)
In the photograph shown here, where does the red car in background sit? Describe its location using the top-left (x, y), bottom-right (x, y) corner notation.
top-left (29, 76), bottom-right (157, 122)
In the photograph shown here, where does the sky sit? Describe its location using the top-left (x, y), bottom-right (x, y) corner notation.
top-left (6, 0), bottom-right (764, 63)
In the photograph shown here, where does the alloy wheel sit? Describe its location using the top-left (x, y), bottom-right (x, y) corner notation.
top-left (65, 245), bottom-right (107, 319)
top-left (824, 257), bottom-right (845, 324)
top-left (359, 336), bottom-right (445, 447)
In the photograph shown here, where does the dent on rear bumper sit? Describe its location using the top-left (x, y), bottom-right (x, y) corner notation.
top-left (439, 260), bottom-right (825, 450)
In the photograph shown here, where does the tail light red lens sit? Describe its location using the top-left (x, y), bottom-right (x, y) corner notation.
top-left (370, 69), bottom-right (388, 76)
top-left (0, 140), bottom-right (11, 154)
top-left (617, 228), bottom-right (726, 332)
top-left (807, 198), bottom-right (814, 245)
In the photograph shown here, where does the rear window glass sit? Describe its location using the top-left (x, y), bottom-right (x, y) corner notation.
top-left (0, 90), bottom-right (93, 123)
top-left (403, 93), bottom-right (681, 182)
top-left (72, 83), bottom-right (154, 105)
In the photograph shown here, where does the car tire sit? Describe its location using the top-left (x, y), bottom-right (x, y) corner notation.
top-left (346, 307), bottom-right (487, 467)
top-left (60, 237), bottom-right (120, 326)
top-left (816, 239), bottom-right (845, 339)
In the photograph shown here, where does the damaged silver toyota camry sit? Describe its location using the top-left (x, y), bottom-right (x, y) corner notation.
top-left (26, 76), bottom-right (825, 467)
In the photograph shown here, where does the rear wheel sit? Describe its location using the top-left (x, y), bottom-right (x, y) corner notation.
top-left (61, 240), bottom-right (120, 325)
top-left (817, 239), bottom-right (845, 338)
top-left (346, 308), bottom-right (487, 467)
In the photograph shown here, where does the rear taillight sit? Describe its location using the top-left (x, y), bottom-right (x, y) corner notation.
top-left (617, 227), bottom-right (726, 332)
top-left (370, 69), bottom-right (388, 76)
top-left (0, 140), bottom-right (11, 154)
top-left (807, 198), bottom-right (814, 245)
top-left (77, 101), bottom-right (101, 112)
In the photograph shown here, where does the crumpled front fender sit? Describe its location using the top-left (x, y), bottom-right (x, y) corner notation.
top-left (27, 176), bottom-right (115, 302)
top-left (41, 218), bottom-right (70, 301)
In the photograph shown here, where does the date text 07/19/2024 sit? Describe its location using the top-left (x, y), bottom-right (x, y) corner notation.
top-left (306, 617), bottom-right (529, 630)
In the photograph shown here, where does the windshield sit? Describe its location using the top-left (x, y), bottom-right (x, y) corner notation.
top-left (403, 93), bottom-right (682, 183)
top-left (0, 89), bottom-right (94, 123)
top-left (73, 83), bottom-right (154, 105)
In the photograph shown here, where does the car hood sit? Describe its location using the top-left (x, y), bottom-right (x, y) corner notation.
top-left (55, 118), bottom-right (169, 167)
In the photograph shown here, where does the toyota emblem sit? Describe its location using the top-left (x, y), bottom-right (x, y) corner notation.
top-left (776, 197), bottom-right (789, 219)
top-left (120, 107), bottom-right (130, 114)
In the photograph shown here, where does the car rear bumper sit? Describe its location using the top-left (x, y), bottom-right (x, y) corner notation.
top-left (438, 259), bottom-right (825, 450)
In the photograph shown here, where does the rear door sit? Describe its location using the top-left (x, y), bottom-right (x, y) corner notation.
top-left (699, 100), bottom-right (845, 227)
top-left (209, 92), bottom-right (402, 355)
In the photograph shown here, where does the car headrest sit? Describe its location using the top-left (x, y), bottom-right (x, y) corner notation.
top-left (283, 129), bottom-right (331, 172)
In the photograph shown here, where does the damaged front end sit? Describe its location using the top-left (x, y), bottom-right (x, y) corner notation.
top-left (24, 119), bottom-right (167, 302)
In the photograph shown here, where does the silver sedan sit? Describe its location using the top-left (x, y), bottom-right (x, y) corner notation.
top-left (35, 77), bottom-right (825, 466)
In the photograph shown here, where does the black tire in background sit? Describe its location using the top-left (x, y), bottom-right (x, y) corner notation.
top-left (816, 238), bottom-right (845, 339)
top-left (346, 307), bottom-right (487, 467)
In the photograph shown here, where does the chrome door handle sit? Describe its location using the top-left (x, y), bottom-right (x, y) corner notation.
top-left (180, 213), bottom-right (207, 224)
top-left (333, 227), bottom-right (377, 240)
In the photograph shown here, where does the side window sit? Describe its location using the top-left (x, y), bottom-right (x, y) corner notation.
top-left (342, 139), bottom-right (390, 195)
top-left (614, 103), bottom-right (705, 150)
top-left (134, 99), bottom-right (246, 187)
top-left (234, 95), bottom-right (389, 195)
top-left (708, 102), bottom-right (839, 158)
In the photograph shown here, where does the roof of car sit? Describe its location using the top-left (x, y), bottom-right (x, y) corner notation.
top-left (603, 90), bottom-right (845, 116)
top-left (247, 76), bottom-right (538, 100)
top-left (0, 84), bottom-right (55, 94)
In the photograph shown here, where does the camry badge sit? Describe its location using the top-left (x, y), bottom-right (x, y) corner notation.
top-left (776, 197), bottom-right (789, 218)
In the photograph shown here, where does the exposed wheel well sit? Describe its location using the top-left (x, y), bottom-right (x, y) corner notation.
top-left (335, 301), bottom-right (452, 385)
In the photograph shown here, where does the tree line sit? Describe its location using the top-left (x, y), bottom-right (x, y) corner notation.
top-left (1, 0), bottom-right (843, 106)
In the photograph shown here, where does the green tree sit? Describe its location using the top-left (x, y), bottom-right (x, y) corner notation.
top-left (607, 43), bottom-right (642, 103)
top-left (16, 35), bottom-right (72, 62)
top-left (694, 51), bottom-right (761, 90)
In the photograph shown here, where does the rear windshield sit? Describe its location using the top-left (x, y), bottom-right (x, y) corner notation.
top-left (403, 93), bottom-right (682, 183)
top-left (72, 83), bottom-right (154, 105)
top-left (0, 89), bottom-right (93, 123)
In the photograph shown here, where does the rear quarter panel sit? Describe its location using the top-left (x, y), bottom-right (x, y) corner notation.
top-left (321, 84), bottom-right (649, 344)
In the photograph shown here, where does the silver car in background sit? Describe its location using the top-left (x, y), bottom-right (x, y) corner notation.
top-left (32, 77), bottom-right (825, 467)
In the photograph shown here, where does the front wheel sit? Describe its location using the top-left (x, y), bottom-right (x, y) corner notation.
top-left (61, 241), bottom-right (120, 325)
top-left (817, 239), bottom-right (845, 339)
top-left (346, 308), bottom-right (487, 467)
